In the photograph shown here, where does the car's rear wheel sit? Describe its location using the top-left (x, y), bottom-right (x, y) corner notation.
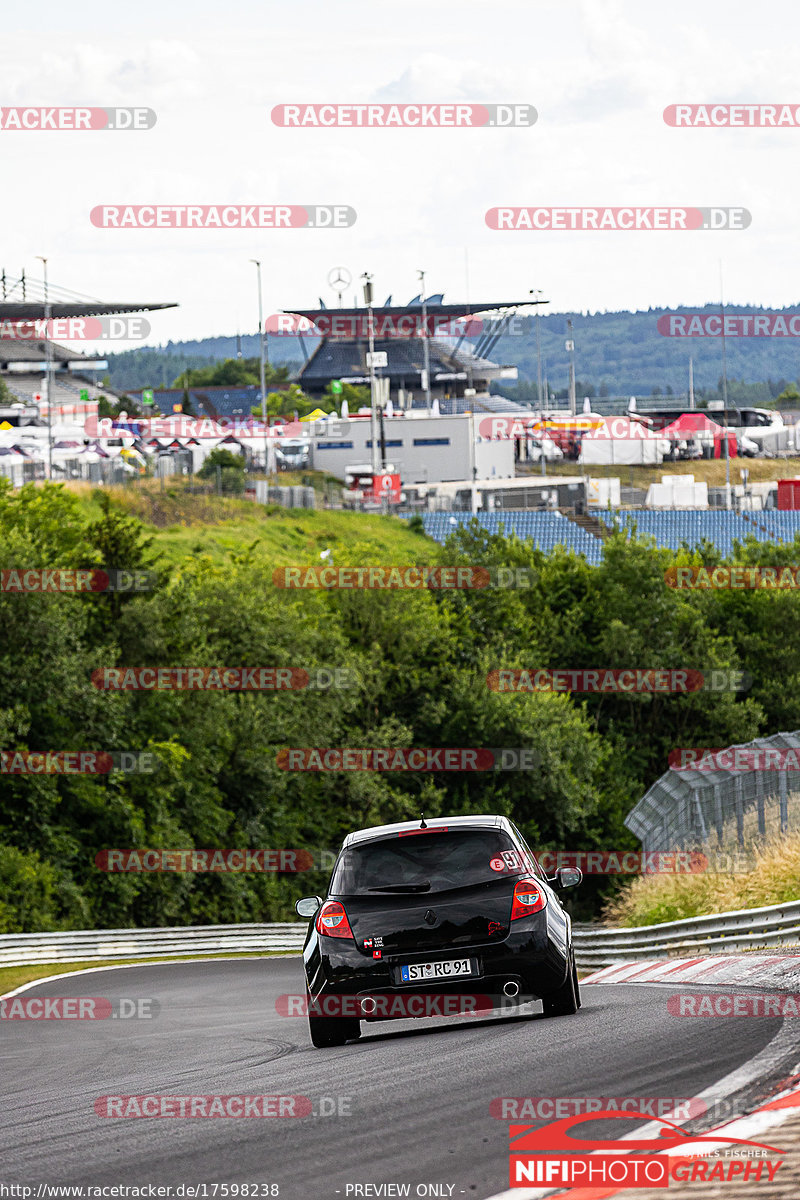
top-left (541, 951), bottom-right (580, 1017)
top-left (307, 990), bottom-right (361, 1048)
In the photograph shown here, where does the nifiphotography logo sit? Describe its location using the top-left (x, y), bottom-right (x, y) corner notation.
top-left (508, 1110), bottom-right (784, 1188)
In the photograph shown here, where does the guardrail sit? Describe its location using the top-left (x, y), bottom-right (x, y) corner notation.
top-left (0, 923), bottom-right (306, 968)
top-left (573, 898), bottom-right (800, 969)
top-left (4, 902), bottom-right (800, 971)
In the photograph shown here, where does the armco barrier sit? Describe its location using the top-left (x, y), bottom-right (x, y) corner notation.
top-left (3, 902), bottom-right (800, 971)
top-left (573, 897), bottom-right (800, 969)
top-left (0, 923), bottom-right (306, 968)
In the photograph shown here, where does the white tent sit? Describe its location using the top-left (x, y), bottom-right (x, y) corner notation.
top-left (0, 450), bottom-right (30, 486)
top-left (580, 416), bottom-right (668, 465)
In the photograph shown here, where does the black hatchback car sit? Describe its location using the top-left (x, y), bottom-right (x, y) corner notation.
top-left (294, 815), bottom-right (582, 1047)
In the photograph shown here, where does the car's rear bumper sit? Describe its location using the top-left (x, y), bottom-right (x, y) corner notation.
top-left (305, 919), bottom-right (569, 1018)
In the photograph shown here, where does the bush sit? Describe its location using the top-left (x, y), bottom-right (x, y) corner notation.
top-left (197, 448), bottom-right (246, 478)
top-left (0, 845), bottom-right (62, 932)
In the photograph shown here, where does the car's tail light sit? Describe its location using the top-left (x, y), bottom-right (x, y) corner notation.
top-left (510, 877), bottom-right (547, 920)
top-left (316, 900), bottom-right (354, 939)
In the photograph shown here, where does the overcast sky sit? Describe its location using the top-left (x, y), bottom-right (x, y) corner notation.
top-left (4, 0), bottom-right (800, 352)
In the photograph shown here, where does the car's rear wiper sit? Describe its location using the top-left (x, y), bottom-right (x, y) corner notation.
top-left (367, 881), bottom-right (432, 892)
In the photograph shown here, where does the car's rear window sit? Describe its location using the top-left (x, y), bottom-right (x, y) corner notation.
top-left (330, 828), bottom-right (532, 895)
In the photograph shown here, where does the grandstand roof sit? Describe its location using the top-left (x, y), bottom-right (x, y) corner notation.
top-left (0, 301), bottom-right (177, 320)
top-left (0, 339), bottom-right (96, 364)
top-left (285, 300), bottom-right (533, 321)
top-left (300, 335), bottom-right (507, 385)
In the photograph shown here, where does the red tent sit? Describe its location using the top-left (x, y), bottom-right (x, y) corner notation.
top-left (659, 412), bottom-right (737, 458)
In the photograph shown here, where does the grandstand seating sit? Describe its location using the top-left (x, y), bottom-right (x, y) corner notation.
top-left (399, 510), bottom-right (604, 563)
top-left (401, 508), bottom-right (800, 562)
top-left (4, 372), bottom-right (107, 409)
top-left (597, 509), bottom-right (800, 553)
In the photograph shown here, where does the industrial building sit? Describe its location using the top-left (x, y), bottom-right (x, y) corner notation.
top-left (309, 411), bottom-right (515, 484)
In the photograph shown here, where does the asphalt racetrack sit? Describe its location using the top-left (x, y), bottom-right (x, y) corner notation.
top-left (0, 958), bottom-right (793, 1198)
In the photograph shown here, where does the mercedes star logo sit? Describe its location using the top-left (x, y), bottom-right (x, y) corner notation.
top-left (327, 266), bottom-right (352, 293)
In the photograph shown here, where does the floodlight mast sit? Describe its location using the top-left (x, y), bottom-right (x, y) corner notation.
top-left (418, 269), bottom-right (432, 414)
top-left (250, 259), bottom-right (270, 473)
top-left (363, 273), bottom-right (379, 477)
top-left (36, 256), bottom-right (53, 479)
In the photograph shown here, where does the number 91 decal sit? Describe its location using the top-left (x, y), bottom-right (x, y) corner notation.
top-left (489, 850), bottom-right (531, 872)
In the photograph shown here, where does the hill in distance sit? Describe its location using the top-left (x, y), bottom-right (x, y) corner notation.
top-left (103, 304), bottom-right (800, 403)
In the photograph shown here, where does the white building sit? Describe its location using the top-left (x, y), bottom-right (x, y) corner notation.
top-left (310, 411), bottom-right (515, 485)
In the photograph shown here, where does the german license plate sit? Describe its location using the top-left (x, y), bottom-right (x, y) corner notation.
top-left (400, 958), bottom-right (475, 982)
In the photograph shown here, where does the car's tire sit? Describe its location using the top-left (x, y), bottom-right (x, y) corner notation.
top-left (307, 991), bottom-right (360, 1048)
top-left (541, 951), bottom-right (580, 1017)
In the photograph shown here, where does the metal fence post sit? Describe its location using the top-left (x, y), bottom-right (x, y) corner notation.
top-left (757, 770), bottom-right (766, 838)
top-left (735, 775), bottom-right (745, 847)
top-left (714, 783), bottom-right (724, 845)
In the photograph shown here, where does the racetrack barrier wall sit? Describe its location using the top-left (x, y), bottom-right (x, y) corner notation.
top-left (3, 903), bottom-right (800, 970)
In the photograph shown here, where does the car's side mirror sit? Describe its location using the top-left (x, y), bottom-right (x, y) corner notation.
top-left (295, 896), bottom-right (323, 918)
top-left (549, 867), bottom-right (582, 889)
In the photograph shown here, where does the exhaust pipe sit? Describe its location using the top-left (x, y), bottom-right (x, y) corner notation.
top-left (360, 996), bottom-right (377, 1016)
top-left (503, 980), bottom-right (519, 998)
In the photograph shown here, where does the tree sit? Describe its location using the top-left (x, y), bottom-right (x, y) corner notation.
top-left (97, 394), bottom-right (144, 418)
top-left (197, 448), bottom-right (245, 478)
top-left (323, 381), bottom-right (371, 408)
top-left (251, 383), bottom-right (319, 419)
top-left (174, 359), bottom-right (291, 389)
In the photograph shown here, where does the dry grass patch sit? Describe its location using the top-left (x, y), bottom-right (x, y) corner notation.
top-left (603, 833), bottom-right (800, 926)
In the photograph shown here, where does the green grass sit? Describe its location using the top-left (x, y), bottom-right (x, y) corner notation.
top-left (153, 509), bottom-right (432, 569)
top-left (65, 480), bottom-right (435, 568)
top-left (0, 951), bottom-right (299, 997)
